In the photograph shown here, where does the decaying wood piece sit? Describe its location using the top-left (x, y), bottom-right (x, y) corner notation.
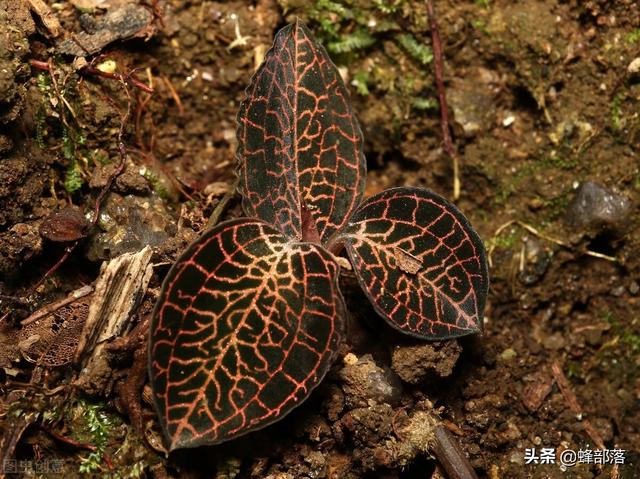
top-left (74, 246), bottom-right (153, 395)
top-left (0, 416), bottom-right (34, 479)
top-left (57, 3), bottom-right (155, 56)
top-left (27, 0), bottom-right (63, 38)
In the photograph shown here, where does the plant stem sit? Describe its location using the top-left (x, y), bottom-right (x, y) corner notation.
top-left (427, 0), bottom-right (460, 200)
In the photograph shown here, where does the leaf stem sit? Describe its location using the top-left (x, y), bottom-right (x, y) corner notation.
top-left (427, 1), bottom-right (460, 200)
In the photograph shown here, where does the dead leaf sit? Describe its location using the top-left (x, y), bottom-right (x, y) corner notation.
top-left (394, 247), bottom-right (423, 275)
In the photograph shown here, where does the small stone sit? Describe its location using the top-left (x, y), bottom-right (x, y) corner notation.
top-left (629, 281), bottom-right (639, 295)
top-left (518, 236), bottom-right (550, 285)
top-left (96, 59), bottom-right (117, 74)
top-left (510, 450), bottom-right (523, 464)
top-left (628, 57), bottom-right (640, 74)
top-left (543, 332), bottom-right (565, 351)
top-left (611, 285), bottom-right (625, 297)
top-left (343, 352), bottom-right (358, 365)
top-left (499, 348), bottom-right (517, 361)
top-left (502, 114), bottom-right (515, 127)
top-left (448, 75), bottom-right (496, 137)
top-left (182, 32), bottom-right (199, 47)
top-left (564, 181), bottom-right (631, 234)
top-left (583, 324), bottom-right (608, 347)
top-left (591, 417), bottom-right (614, 443)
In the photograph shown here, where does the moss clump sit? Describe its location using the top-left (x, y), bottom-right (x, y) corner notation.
top-left (67, 399), bottom-right (121, 474)
top-left (279, 0), bottom-right (435, 118)
top-left (626, 28), bottom-right (640, 44)
top-left (395, 33), bottom-right (433, 65)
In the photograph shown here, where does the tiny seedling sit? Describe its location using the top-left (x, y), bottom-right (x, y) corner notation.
top-left (149, 20), bottom-right (489, 451)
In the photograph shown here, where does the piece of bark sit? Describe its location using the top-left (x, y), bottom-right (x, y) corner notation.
top-left (74, 246), bottom-right (153, 395)
top-left (27, 0), bottom-right (63, 37)
top-left (57, 4), bottom-right (154, 56)
top-left (521, 372), bottom-right (553, 412)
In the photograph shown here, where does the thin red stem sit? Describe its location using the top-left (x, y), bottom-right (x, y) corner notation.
top-left (427, 0), bottom-right (460, 199)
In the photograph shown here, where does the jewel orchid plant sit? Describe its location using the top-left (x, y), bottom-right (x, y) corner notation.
top-left (149, 20), bottom-right (489, 451)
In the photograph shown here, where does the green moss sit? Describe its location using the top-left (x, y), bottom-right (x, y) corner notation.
top-left (373, 0), bottom-right (402, 14)
top-left (488, 227), bottom-right (521, 251)
top-left (64, 159), bottom-right (83, 194)
top-left (600, 310), bottom-right (640, 356)
top-left (394, 33), bottom-right (433, 65)
top-left (36, 72), bottom-right (51, 93)
top-left (611, 92), bottom-right (624, 131)
top-left (69, 399), bottom-right (121, 474)
top-left (141, 167), bottom-right (171, 200)
top-left (471, 18), bottom-right (489, 35)
top-left (541, 190), bottom-right (571, 221)
top-left (287, 0), bottom-right (433, 110)
top-left (542, 154), bottom-right (578, 171)
top-left (92, 149), bottom-right (111, 165)
top-left (328, 28), bottom-right (376, 53)
top-left (352, 70), bottom-right (371, 95)
top-left (621, 330), bottom-right (640, 354)
top-left (35, 109), bottom-right (46, 148)
top-left (411, 97), bottom-right (438, 110)
top-left (626, 28), bottom-right (640, 44)
top-left (564, 360), bottom-right (581, 380)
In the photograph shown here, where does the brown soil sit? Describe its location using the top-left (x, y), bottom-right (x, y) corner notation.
top-left (0, 0), bottom-right (639, 478)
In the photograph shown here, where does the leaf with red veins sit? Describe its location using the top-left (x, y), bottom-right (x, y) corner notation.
top-left (149, 218), bottom-right (345, 450)
top-left (336, 187), bottom-right (489, 339)
top-left (236, 20), bottom-right (365, 244)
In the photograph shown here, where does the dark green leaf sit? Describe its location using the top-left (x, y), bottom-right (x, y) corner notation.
top-left (149, 218), bottom-right (345, 450)
top-left (336, 187), bottom-right (489, 339)
top-left (237, 20), bottom-right (366, 244)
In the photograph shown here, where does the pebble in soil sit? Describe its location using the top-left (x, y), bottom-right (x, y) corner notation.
top-left (518, 236), bottom-right (552, 286)
top-left (564, 181), bottom-right (632, 235)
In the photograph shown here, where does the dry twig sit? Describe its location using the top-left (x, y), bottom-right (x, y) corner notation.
top-left (432, 424), bottom-right (479, 479)
top-left (551, 362), bottom-right (605, 450)
top-left (487, 220), bottom-right (618, 268)
top-left (20, 285), bottom-right (93, 326)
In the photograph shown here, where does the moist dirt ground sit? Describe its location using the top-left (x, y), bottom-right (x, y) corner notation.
top-left (0, 1), bottom-right (639, 478)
